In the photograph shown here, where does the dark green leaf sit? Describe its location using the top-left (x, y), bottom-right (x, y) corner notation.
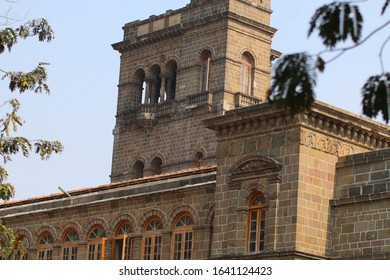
top-left (268, 53), bottom-right (317, 112)
top-left (362, 73), bottom-right (390, 123)
top-left (308, 2), bottom-right (363, 48)
top-left (316, 56), bottom-right (326, 72)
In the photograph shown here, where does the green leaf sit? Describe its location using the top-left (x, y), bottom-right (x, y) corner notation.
top-left (268, 53), bottom-right (317, 112)
top-left (362, 73), bottom-right (390, 123)
top-left (316, 56), bottom-right (326, 73)
top-left (34, 140), bottom-right (63, 160)
top-left (308, 2), bottom-right (363, 48)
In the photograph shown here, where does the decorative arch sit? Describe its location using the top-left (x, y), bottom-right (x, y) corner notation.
top-left (15, 228), bottom-right (33, 247)
top-left (168, 205), bottom-right (200, 229)
top-left (84, 217), bottom-right (110, 237)
top-left (35, 225), bottom-right (58, 241)
top-left (228, 155), bottom-right (282, 189)
top-left (198, 46), bottom-right (216, 58)
top-left (139, 208), bottom-right (167, 228)
top-left (110, 213), bottom-right (139, 233)
top-left (150, 151), bottom-right (166, 166)
top-left (59, 222), bottom-right (83, 241)
top-left (163, 55), bottom-right (180, 68)
top-left (230, 155), bottom-right (283, 176)
top-left (238, 48), bottom-right (257, 65)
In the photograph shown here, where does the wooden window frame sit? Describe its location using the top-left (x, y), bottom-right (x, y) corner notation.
top-left (113, 221), bottom-right (133, 260)
top-left (141, 217), bottom-right (163, 260)
top-left (240, 53), bottom-right (254, 95)
top-left (171, 213), bottom-right (194, 260)
top-left (246, 193), bottom-right (267, 253)
top-left (62, 229), bottom-right (79, 260)
top-left (87, 225), bottom-right (107, 260)
top-left (37, 232), bottom-right (54, 260)
top-left (200, 51), bottom-right (211, 93)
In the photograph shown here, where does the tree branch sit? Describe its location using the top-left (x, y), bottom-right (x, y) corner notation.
top-left (380, 35), bottom-right (390, 74)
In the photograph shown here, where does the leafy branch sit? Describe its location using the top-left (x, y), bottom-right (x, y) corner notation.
top-left (268, 0), bottom-right (390, 122)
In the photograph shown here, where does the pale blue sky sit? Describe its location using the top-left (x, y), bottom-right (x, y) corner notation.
top-left (1, 0), bottom-right (388, 200)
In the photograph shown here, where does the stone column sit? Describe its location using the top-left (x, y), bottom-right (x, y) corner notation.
top-left (131, 234), bottom-right (143, 260)
top-left (159, 75), bottom-right (167, 102)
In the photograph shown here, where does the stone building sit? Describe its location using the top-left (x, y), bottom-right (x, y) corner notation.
top-left (1, 0), bottom-right (390, 260)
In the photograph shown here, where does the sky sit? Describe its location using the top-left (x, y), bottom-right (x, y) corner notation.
top-left (1, 0), bottom-right (388, 200)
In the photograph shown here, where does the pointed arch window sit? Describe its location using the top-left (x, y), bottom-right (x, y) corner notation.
top-left (201, 50), bottom-right (212, 93)
top-left (172, 213), bottom-right (194, 260)
top-left (87, 226), bottom-right (107, 260)
top-left (247, 193), bottom-right (267, 253)
top-left (142, 217), bottom-right (163, 260)
top-left (240, 53), bottom-right (254, 95)
top-left (37, 232), bottom-right (54, 260)
top-left (62, 229), bottom-right (79, 260)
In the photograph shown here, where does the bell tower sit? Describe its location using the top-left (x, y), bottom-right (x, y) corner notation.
top-left (110, 0), bottom-right (278, 182)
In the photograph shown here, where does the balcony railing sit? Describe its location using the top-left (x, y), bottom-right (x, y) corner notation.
top-left (187, 91), bottom-right (213, 108)
top-left (234, 92), bottom-right (262, 108)
top-left (126, 100), bottom-right (178, 122)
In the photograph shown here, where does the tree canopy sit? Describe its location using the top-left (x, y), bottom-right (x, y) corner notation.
top-left (0, 4), bottom-right (63, 259)
top-left (268, 0), bottom-right (390, 122)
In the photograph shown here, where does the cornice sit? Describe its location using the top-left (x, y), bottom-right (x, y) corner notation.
top-left (205, 101), bottom-right (390, 151)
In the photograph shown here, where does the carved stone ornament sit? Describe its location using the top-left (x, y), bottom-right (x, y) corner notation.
top-left (228, 155), bottom-right (283, 188)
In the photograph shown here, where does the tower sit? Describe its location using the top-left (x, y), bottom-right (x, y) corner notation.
top-left (110, 0), bottom-right (279, 182)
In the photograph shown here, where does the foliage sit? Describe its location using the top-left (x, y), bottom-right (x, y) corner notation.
top-left (268, 0), bottom-right (390, 122)
top-left (0, 4), bottom-right (63, 259)
top-left (0, 223), bottom-right (25, 260)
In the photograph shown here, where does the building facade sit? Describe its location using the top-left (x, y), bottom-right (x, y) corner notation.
top-left (1, 0), bottom-right (390, 260)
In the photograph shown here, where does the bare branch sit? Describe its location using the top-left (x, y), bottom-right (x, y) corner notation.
top-left (380, 35), bottom-right (390, 74)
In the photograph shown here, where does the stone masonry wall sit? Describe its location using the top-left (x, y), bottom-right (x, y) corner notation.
top-left (330, 149), bottom-right (390, 259)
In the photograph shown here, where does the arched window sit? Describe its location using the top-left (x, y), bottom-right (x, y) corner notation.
top-left (113, 221), bottom-right (133, 260)
top-left (134, 69), bottom-right (146, 105)
top-left (150, 157), bottom-right (163, 176)
top-left (171, 213), bottom-right (194, 260)
top-left (240, 53), bottom-right (254, 95)
top-left (87, 225), bottom-right (106, 260)
top-left (247, 193), bottom-right (267, 253)
top-left (200, 50), bottom-right (212, 93)
top-left (142, 217), bottom-right (163, 260)
top-left (164, 60), bottom-right (177, 101)
top-left (15, 235), bottom-right (29, 260)
top-left (195, 152), bottom-right (204, 167)
top-left (37, 232), bottom-right (54, 260)
top-left (62, 229), bottom-right (79, 260)
top-left (150, 65), bottom-right (162, 104)
top-left (133, 160), bottom-right (145, 179)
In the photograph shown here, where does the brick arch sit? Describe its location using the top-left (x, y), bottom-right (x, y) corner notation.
top-left (241, 184), bottom-right (270, 207)
top-left (194, 146), bottom-right (207, 158)
top-left (239, 48), bottom-right (257, 65)
top-left (84, 217), bottom-right (110, 237)
top-left (139, 209), bottom-right (167, 228)
top-left (58, 222), bottom-right (83, 242)
top-left (163, 56), bottom-right (180, 70)
top-left (149, 151), bottom-right (167, 166)
top-left (167, 205), bottom-right (200, 229)
top-left (15, 228), bottom-right (33, 248)
top-left (205, 204), bottom-right (215, 226)
top-left (198, 46), bottom-right (216, 58)
top-left (131, 66), bottom-right (148, 84)
top-left (35, 225), bottom-right (58, 243)
top-left (131, 155), bottom-right (147, 167)
top-left (110, 213), bottom-right (139, 234)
